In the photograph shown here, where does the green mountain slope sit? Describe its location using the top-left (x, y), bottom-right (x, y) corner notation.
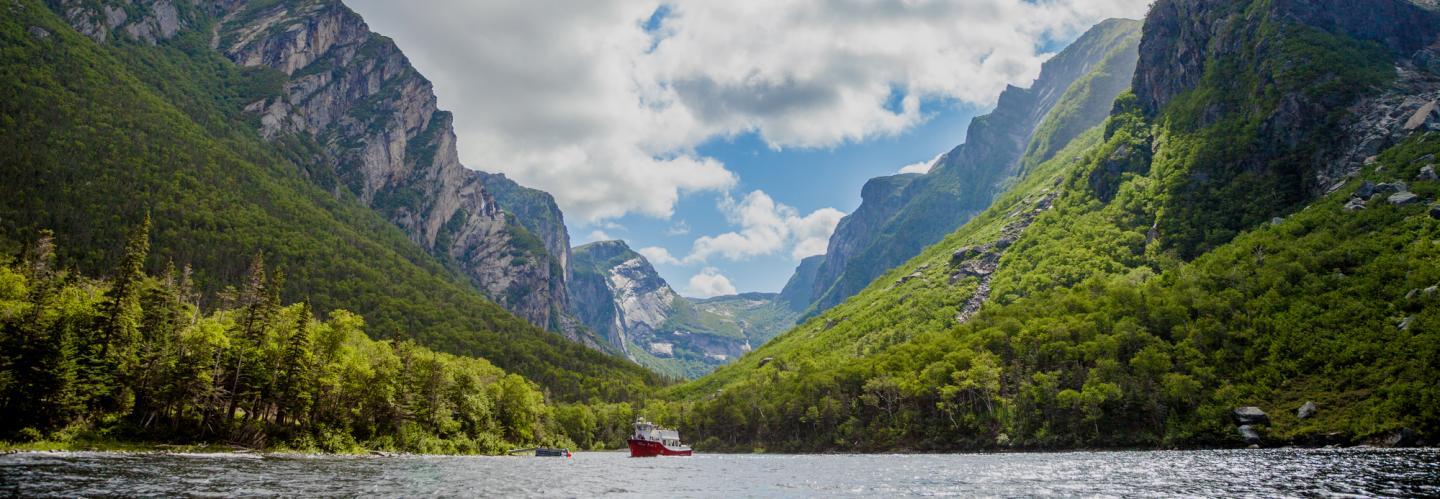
top-left (799, 19), bottom-right (1142, 317)
top-left (0, 0), bottom-right (657, 401)
top-left (662, 1), bottom-right (1440, 452)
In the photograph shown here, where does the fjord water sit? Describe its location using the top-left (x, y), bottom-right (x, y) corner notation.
top-left (2, 449), bottom-right (1436, 497)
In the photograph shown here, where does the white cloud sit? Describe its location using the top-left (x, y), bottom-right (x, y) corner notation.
top-left (346, 0), bottom-right (1153, 222)
top-left (584, 230), bottom-right (613, 243)
top-left (789, 207), bottom-right (845, 259)
top-left (665, 220), bottom-right (691, 236)
top-left (638, 246), bottom-right (681, 266)
top-left (897, 153), bottom-right (943, 174)
top-left (687, 267), bottom-right (737, 298)
top-left (684, 190), bottom-right (844, 263)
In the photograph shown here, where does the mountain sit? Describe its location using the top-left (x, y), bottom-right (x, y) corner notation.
top-left (0, 0), bottom-right (655, 400)
top-left (777, 255), bottom-right (825, 311)
top-left (797, 19), bottom-right (1143, 316)
top-left (665, 2), bottom-right (1440, 452)
top-left (569, 241), bottom-right (800, 378)
top-left (208, 0), bottom-right (602, 342)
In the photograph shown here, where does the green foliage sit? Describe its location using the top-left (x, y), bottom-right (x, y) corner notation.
top-left (0, 0), bottom-right (658, 402)
top-left (0, 232), bottom-right (599, 454)
top-left (662, 17), bottom-right (1440, 448)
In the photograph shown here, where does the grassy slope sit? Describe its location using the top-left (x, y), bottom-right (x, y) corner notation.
top-left (663, 9), bottom-right (1437, 451)
top-left (0, 0), bottom-right (658, 402)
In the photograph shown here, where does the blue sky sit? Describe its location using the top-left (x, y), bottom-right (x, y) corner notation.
top-left (575, 100), bottom-right (985, 294)
top-left (346, 0), bottom-right (1154, 298)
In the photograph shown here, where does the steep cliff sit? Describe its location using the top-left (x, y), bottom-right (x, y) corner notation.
top-left (570, 240), bottom-right (789, 378)
top-left (799, 19), bottom-right (1143, 316)
top-left (777, 255), bottom-right (824, 311)
top-left (207, 0), bottom-right (578, 335)
top-left (670, 3), bottom-right (1440, 452)
top-left (4, 0), bottom-right (657, 401)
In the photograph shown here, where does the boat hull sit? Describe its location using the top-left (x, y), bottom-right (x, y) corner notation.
top-left (627, 438), bottom-right (692, 457)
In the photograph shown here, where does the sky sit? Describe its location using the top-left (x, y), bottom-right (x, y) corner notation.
top-left (345, 0), bottom-right (1153, 296)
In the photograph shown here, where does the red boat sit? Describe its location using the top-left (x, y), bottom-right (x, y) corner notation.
top-left (627, 418), bottom-right (692, 457)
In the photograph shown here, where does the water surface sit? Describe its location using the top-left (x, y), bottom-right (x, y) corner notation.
top-left (2, 448), bottom-right (1437, 497)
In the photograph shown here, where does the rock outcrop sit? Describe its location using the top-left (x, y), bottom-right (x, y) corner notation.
top-left (793, 19), bottom-right (1143, 316)
top-left (569, 241), bottom-right (789, 378)
top-left (172, 0), bottom-right (578, 335)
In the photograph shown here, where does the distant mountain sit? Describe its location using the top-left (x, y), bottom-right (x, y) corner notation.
top-left (0, 0), bottom-right (655, 400)
top-left (670, 2), bottom-right (1440, 452)
top-left (778, 255), bottom-right (825, 311)
top-left (796, 19), bottom-right (1143, 316)
top-left (569, 241), bottom-right (800, 378)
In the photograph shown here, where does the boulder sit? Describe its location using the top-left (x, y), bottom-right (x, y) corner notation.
top-left (1374, 182), bottom-right (1406, 195)
top-left (1297, 401), bottom-right (1317, 419)
top-left (1388, 191), bottom-right (1420, 205)
top-left (1270, 217), bottom-right (1284, 225)
top-left (1238, 425), bottom-right (1262, 445)
top-left (1344, 197), bottom-right (1366, 211)
top-left (1380, 427), bottom-right (1420, 448)
top-left (1431, 203), bottom-right (1440, 219)
top-left (1353, 181), bottom-right (1376, 198)
top-left (1398, 316), bottom-right (1414, 330)
top-left (1233, 406), bottom-right (1270, 425)
top-left (1418, 165), bottom-right (1438, 181)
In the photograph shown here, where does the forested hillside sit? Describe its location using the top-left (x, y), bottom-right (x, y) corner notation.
top-left (659, 0), bottom-right (1440, 452)
top-left (0, 0), bottom-right (658, 403)
top-left (0, 225), bottom-right (640, 452)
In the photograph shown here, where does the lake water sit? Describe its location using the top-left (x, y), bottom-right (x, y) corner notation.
top-left (2, 448), bottom-right (1437, 497)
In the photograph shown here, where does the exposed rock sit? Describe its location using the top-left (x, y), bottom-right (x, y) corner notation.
top-left (1388, 191), bottom-right (1420, 205)
top-left (26, 26), bottom-right (49, 39)
top-left (1344, 197), bottom-right (1367, 211)
top-left (569, 240), bottom-right (763, 376)
top-left (1417, 165), bottom-right (1438, 181)
top-left (758, 357), bottom-right (774, 368)
top-left (1354, 181), bottom-right (1376, 198)
top-left (777, 256), bottom-right (825, 312)
top-left (1270, 217), bottom-right (1285, 225)
top-left (894, 271), bottom-right (925, 286)
top-left (798, 19), bottom-right (1142, 316)
top-left (1233, 406), bottom-right (1270, 426)
top-left (1375, 182), bottom-right (1407, 195)
top-left (1376, 427), bottom-right (1421, 447)
top-left (1404, 100), bottom-right (1439, 131)
top-left (213, 1), bottom-right (578, 335)
top-left (1297, 401), bottom-right (1317, 420)
top-left (1398, 316), bottom-right (1414, 330)
top-left (1431, 203), bottom-right (1440, 219)
top-left (1237, 425), bottom-right (1262, 445)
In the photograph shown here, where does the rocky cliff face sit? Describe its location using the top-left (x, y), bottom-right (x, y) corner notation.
top-left (797, 18), bottom-right (1143, 316)
top-left (54, 0), bottom-right (590, 339)
top-left (778, 255), bottom-right (824, 311)
top-left (1128, 0), bottom-right (1440, 257)
top-left (570, 240), bottom-right (764, 378)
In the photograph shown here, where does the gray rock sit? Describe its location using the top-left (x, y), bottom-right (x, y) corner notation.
top-left (1405, 100), bottom-right (1439, 131)
top-left (1419, 165), bottom-right (1439, 181)
top-left (1297, 401), bottom-right (1317, 419)
top-left (1381, 427), bottom-right (1420, 447)
top-left (1389, 191), bottom-right (1420, 205)
top-left (1270, 217), bottom-right (1285, 225)
top-left (1398, 316), bottom-right (1414, 330)
top-left (1375, 182), bottom-right (1407, 195)
top-left (1233, 406), bottom-right (1270, 426)
top-left (1354, 181), bottom-right (1376, 198)
top-left (26, 26), bottom-right (49, 39)
top-left (1238, 425), bottom-right (1262, 445)
top-left (1432, 203), bottom-right (1440, 219)
top-left (1344, 197), bottom-right (1367, 211)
